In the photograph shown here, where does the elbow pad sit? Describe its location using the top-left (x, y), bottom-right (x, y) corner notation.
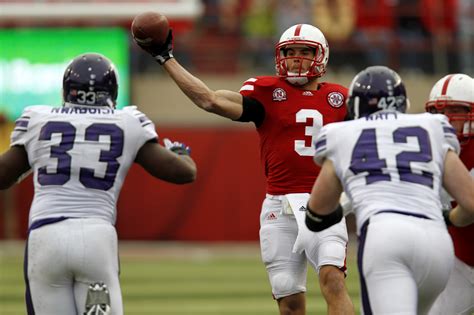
top-left (305, 204), bottom-right (343, 232)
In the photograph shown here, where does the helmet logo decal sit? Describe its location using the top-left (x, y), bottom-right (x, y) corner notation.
top-left (327, 92), bottom-right (344, 108)
top-left (294, 24), bottom-right (303, 36)
top-left (441, 74), bottom-right (454, 95)
top-left (272, 88), bottom-right (287, 101)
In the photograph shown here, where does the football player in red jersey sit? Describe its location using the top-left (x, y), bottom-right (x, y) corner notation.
top-left (135, 24), bottom-right (354, 314)
top-left (425, 73), bottom-right (474, 315)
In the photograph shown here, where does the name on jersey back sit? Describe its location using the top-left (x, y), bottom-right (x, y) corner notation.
top-left (51, 107), bottom-right (115, 115)
top-left (365, 111), bottom-right (398, 121)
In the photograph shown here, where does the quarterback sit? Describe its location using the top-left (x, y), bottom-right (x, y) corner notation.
top-left (135, 23), bottom-right (354, 314)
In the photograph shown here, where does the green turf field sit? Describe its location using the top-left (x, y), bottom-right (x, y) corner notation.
top-left (0, 241), bottom-right (361, 314)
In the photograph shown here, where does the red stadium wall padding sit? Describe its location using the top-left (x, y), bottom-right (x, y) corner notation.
top-left (10, 127), bottom-right (267, 241)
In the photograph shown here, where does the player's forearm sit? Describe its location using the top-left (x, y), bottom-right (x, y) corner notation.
top-left (163, 59), bottom-right (216, 111)
top-left (161, 155), bottom-right (197, 184)
top-left (163, 59), bottom-right (243, 120)
top-left (448, 205), bottom-right (474, 227)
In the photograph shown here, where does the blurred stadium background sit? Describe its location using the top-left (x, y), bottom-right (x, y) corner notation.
top-left (0, 0), bottom-right (472, 314)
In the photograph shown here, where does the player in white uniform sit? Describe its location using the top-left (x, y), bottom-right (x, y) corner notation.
top-left (304, 66), bottom-right (474, 315)
top-left (0, 53), bottom-right (197, 315)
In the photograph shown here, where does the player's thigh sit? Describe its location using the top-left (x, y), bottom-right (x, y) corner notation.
top-left (26, 222), bottom-right (76, 314)
top-left (73, 219), bottom-right (122, 314)
top-left (428, 257), bottom-right (474, 315)
top-left (306, 217), bottom-right (348, 273)
top-left (359, 214), bottom-right (453, 315)
top-left (416, 223), bottom-right (454, 314)
top-left (260, 198), bottom-right (307, 298)
top-left (359, 216), bottom-right (419, 314)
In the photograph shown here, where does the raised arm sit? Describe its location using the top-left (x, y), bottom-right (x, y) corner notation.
top-left (136, 30), bottom-right (244, 120)
top-left (135, 139), bottom-right (196, 184)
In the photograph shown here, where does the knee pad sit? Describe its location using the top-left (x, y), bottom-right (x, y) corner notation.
top-left (271, 273), bottom-right (305, 299)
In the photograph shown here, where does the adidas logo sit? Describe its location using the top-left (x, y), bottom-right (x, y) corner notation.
top-left (302, 91), bottom-right (313, 96)
top-left (266, 212), bottom-right (278, 220)
top-left (299, 206), bottom-right (306, 212)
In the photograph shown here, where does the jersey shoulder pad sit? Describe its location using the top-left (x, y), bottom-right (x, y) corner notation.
top-left (239, 76), bottom-right (280, 95)
top-left (13, 105), bottom-right (52, 131)
top-left (314, 121), bottom-right (346, 165)
top-left (429, 113), bottom-right (460, 154)
top-left (319, 82), bottom-right (348, 95)
top-left (122, 106), bottom-right (158, 142)
top-left (11, 105), bottom-right (50, 146)
top-left (122, 105), bottom-right (154, 126)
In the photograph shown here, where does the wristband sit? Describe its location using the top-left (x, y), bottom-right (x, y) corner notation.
top-left (305, 203), bottom-right (343, 232)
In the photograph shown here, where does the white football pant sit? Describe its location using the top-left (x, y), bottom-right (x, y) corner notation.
top-left (25, 218), bottom-right (122, 315)
top-left (358, 212), bottom-right (454, 315)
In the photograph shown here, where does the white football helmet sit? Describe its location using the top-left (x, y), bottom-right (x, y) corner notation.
top-left (425, 73), bottom-right (474, 139)
top-left (275, 24), bottom-right (329, 85)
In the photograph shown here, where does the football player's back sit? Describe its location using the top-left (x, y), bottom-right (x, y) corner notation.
top-left (13, 105), bottom-right (155, 226)
top-left (1, 53), bottom-right (196, 315)
top-left (322, 111), bottom-right (457, 231)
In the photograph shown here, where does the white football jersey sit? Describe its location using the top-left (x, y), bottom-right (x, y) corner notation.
top-left (314, 111), bottom-right (460, 234)
top-left (11, 105), bottom-right (158, 226)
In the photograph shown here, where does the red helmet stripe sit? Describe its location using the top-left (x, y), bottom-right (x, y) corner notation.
top-left (441, 74), bottom-right (454, 95)
top-left (294, 24), bottom-right (303, 36)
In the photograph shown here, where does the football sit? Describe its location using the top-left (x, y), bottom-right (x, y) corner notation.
top-left (131, 11), bottom-right (170, 48)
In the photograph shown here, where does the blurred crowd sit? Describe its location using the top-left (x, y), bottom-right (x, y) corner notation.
top-left (144, 0), bottom-right (472, 76)
top-left (2, 0), bottom-right (473, 75)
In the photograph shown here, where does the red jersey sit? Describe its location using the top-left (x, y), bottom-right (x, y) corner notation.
top-left (239, 76), bottom-right (347, 195)
top-left (449, 140), bottom-right (474, 266)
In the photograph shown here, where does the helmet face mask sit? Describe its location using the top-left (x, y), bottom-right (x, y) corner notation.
top-left (347, 66), bottom-right (408, 119)
top-left (425, 74), bottom-right (474, 140)
top-left (63, 53), bottom-right (118, 108)
top-left (275, 24), bottom-right (329, 85)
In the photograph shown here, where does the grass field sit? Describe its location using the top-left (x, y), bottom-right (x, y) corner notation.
top-left (0, 241), bottom-right (361, 314)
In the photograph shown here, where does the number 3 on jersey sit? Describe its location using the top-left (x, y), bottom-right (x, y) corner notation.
top-left (38, 121), bottom-right (124, 191)
top-left (294, 109), bottom-right (323, 156)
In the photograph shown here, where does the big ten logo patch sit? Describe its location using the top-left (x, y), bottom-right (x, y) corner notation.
top-left (272, 88), bottom-right (287, 102)
top-left (327, 92), bottom-right (344, 108)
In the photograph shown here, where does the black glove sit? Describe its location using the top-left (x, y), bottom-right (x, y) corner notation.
top-left (136, 30), bottom-right (174, 65)
top-left (442, 209), bottom-right (452, 226)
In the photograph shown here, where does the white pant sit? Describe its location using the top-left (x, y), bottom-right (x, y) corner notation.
top-left (25, 218), bottom-right (122, 315)
top-left (429, 256), bottom-right (474, 315)
top-left (259, 195), bottom-right (348, 299)
top-left (359, 213), bottom-right (454, 315)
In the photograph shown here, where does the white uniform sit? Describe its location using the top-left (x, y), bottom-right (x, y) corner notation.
top-left (11, 105), bottom-right (157, 315)
top-left (314, 111), bottom-right (460, 315)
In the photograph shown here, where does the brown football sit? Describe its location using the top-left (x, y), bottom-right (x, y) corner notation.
top-left (131, 12), bottom-right (170, 47)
